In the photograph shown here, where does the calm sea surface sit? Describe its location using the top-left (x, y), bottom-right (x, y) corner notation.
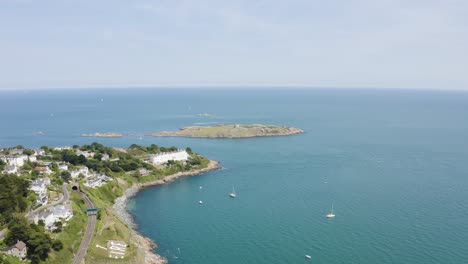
top-left (1, 88), bottom-right (468, 263)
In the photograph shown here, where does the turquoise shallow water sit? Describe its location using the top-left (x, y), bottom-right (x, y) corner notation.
top-left (1, 88), bottom-right (468, 263)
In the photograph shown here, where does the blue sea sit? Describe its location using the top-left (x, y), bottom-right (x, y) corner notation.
top-left (1, 88), bottom-right (468, 264)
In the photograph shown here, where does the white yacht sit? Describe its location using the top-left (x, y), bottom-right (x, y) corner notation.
top-left (229, 187), bottom-right (236, 198)
top-left (326, 203), bottom-right (336, 218)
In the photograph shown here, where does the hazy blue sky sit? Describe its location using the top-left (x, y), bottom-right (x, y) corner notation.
top-left (0, 0), bottom-right (467, 90)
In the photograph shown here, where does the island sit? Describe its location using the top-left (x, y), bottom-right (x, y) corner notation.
top-left (81, 133), bottom-right (124, 138)
top-left (0, 143), bottom-right (219, 264)
top-left (195, 113), bottom-right (214, 117)
top-left (147, 124), bottom-right (304, 138)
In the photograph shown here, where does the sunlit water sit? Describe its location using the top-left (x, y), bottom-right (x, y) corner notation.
top-left (1, 88), bottom-right (467, 263)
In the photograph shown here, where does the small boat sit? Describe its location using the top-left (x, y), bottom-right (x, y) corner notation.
top-left (229, 186), bottom-right (236, 198)
top-left (199, 186), bottom-right (203, 189)
top-left (305, 255), bottom-right (312, 259)
top-left (326, 203), bottom-right (336, 218)
top-left (199, 200), bottom-right (203, 204)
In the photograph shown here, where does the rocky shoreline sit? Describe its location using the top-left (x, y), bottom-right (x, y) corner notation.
top-left (112, 160), bottom-right (221, 264)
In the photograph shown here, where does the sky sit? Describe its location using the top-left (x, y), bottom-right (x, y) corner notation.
top-left (0, 0), bottom-right (467, 90)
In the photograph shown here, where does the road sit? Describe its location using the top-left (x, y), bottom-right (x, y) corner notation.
top-left (72, 190), bottom-right (97, 264)
top-left (0, 183), bottom-right (69, 241)
top-left (27, 183), bottom-right (70, 221)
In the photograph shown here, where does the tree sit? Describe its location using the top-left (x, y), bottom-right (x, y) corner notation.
top-left (50, 162), bottom-right (58, 172)
top-left (60, 171), bottom-right (71, 182)
top-left (51, 239), bottom-right (63, 251)
top-left (23, 149), bottom-right (35, 155)
top-left (77, 154), bottom-right (87, 164)
top-left (185, 147), bottom-right (193, 154)
top-left (0, 175), bottom-right (30, 225)
top-left (22, 162), bottom-right (33, 171)
top-left (53, 221), bottom-right (62, 233)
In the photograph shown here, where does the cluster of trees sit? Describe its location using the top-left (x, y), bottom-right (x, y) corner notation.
top-left (129, 144), bottom-right (179, 154)
top-left (0, 175), bottom-right (30, 225)
top-left (5, 216), bottom-right (63, 264)
top-left (0, 159), bottom-right (5, 171)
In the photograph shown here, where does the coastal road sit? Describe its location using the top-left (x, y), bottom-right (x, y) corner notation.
top-left (0, 183), bottom-right (69, 241)
top-left (72, 190), bottom-right (97, 264)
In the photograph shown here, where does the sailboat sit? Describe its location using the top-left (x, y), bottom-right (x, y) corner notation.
top-left (326, 203), bottom-right (336, 218)
top-left (229, 187), bottom-right (236, 198)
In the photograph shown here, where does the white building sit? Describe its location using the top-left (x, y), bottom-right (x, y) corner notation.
top-left (34, 166), bottom-right (52, 175)
top-left (34, 203), bottom-right (73, 230)
top-left (58, 163), bottom-right (68, 171)
top-left (71, 166), bottom-right (90, 179)
top-left (3, 165), bottom-right (18, 175)
top-left (83, 174), bottom-right (112, 188)
top-left (3, 240), bottom-right (27, 260)
top-left (30, 177), bottom-right (51, 196)
top-left (76, 150), bottom-right (94, 158)
top-left (34, 149), bottom-right (45, 156)
top-left (28, 155), bottom-right (37, 162)
top-left (36, 193), bottom-right (48, 205)
top-left (150, 150), bottom-right (189, 165)
top-left (54, 146), bottom-right (72, 151)
top-left (4, 156), bottom-right (24, 167)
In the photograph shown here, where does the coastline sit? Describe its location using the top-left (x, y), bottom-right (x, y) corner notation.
top-left (112, 160), bottom-right (221, 264)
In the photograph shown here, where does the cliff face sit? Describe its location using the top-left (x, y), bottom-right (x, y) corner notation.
top-left (148, 124), bottom-right (304, 138)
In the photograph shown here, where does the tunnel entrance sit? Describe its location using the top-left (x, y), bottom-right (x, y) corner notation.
top-left (72, 185), bottom-right (79, 191)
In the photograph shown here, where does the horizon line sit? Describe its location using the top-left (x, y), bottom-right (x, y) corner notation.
top-left (0, 85), bottom-right (467, 92)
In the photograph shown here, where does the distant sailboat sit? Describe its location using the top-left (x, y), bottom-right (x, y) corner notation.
top-left (305, 255), bottom-right (312, 259)
top-left (326, 203), bottom-right (336, 218)
top-left (229, 187), bottom-right (236, 198)
top-left (199, 200), bottom-right (203, 204)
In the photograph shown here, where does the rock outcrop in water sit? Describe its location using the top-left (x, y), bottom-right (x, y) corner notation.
top-left (147, 124), bottom-right (303, 138)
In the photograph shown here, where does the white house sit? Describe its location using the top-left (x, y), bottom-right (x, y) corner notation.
top-left (34, 166), bottom-right (52, 175)
top-left (3, 240), bottom-right (27, 260)
top-left (53, 203), bottom-right (73, 221)
top-left (36, 193), bottom-right (48, 205)
top-left (34, 203), bottom-right (73, 230)
top-left (34, 149), bottom-right (45, 156)
top-left (3, 165), bottom-right (18, 175)
top-left (28, 155), bottom-right (37, 162)
top-left (83, 174), bottom-right (112, 188)
top-left (30, 177), bottom-right (51, 195)
top-left (76, 150), bottom-right (94, 158)
top-left (71, 166), bottom-right (90, 179)
top-left (5, 156), bottom-right (24, 167)
top-left (58, 163), bottom-right (68, 171)
top-left (101, 154), bottom-right (110, 161)
top-left (150, 150), bottom-right (189, 165)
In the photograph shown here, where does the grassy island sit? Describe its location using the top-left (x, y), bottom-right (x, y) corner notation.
top-left (0, 143), bottom-right (218, 264)
top-left (148, 124), bottom-right (304, 138)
